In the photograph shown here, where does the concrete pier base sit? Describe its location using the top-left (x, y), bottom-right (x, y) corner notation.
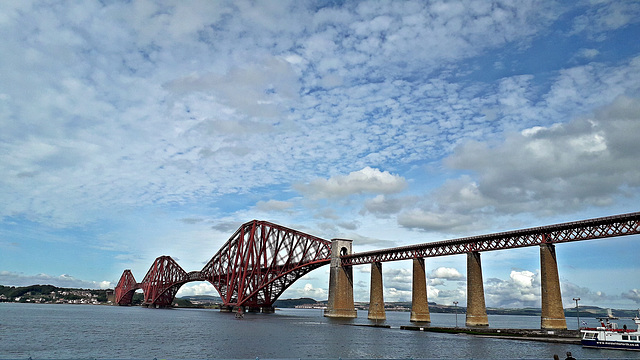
top-left (540, 243), bottom-right (567, 329)
top-left (410, 258), bottom-right (431, 323)
top-left (466, 251), bottom-right (489, 327)
top-left (220, 305), bottom-right (233, 312)
top-left (261, 306), bottom-right (275, 314)
top-left (324, 239), bottom-right (357, 318)
top-left (245, 306), bottom-right (274, 313)
top-left (222, 305), bottom-right (273, 313)
top-left (368, 262), bottom-right (386, 320)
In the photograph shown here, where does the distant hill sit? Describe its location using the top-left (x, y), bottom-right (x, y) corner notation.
top-left (567, 306), bottom-right (639, 318)
top-left (179, 295), bottom-right (222, 303)
top-left (274, 297), bottom-right (321, 308)
top-left (0, 284), bottom-right (109, 304)
top-left (0, 284), bottom-right (59, 298)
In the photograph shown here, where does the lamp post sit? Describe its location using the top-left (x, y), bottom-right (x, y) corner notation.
top-left (453, 301), bottom-right (459, 327)
top-left (573, 297), bottom-right (581, 329)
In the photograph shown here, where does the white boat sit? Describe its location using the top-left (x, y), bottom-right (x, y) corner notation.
top-left (580, 313), bottom-right (640, 351)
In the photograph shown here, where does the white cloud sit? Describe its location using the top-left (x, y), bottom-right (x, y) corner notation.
top-left (622, 289), bottom-right (640, 304)
top-left (410, 95), bottom-right (640, 227)
top-left (165, 57), bottom-right (300, 118)
top-left (427, 285), bottom-right (440, 299)
top-left (362, 195), bottom-right (416, 218)
top-left (398, 209), bottom-right (476, 232)
top-left (284, 283), bottom-right (327, 300)
top-left (1, 2), bottom-right (628, 229)
top-left (510, 270), bottom-right (535, 288)
top-left (484, 270), bottom-right (541, 308)
top-left (255, 200), bottom-right (294, 212)
top-left (296, 167), bottom-right (407, 199)
top-left (570, 1), bottom-right (640, 39)
top-left (336, 221), bottom-right (360, 231)
top-left (429, 267), bottom-right (465, 281)
top-left (431, 288), bottom-right (466, 306)
top-left (176, 282), bottom-right (218, 297)
top-left (561, 280), bottom-right (612, 307)
top-left (383, 268), bottom-right (412, 292)
top-left (339, 233), bottom-right (397, 248)
top-left (385, 287), bottom-right (412, 302)
top-left (575, 48), bottom-right (600, 60)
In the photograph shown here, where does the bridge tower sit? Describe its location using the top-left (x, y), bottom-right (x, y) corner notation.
top-left (324, 239), bottom-right (357, 318)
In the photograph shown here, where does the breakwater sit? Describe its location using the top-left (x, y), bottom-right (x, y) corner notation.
top-left (400, 325), bottom-right (581, 344)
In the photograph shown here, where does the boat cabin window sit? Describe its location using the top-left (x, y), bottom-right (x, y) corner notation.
top-left (631, 336), bottom-right (638, 341)
top-left (583, 332), bottom-right (597, 340)
top-left (622, 335), bottom-right (629, 340)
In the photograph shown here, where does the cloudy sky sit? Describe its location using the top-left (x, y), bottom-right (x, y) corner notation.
top-left (1, 0), bottom-right (640, 310)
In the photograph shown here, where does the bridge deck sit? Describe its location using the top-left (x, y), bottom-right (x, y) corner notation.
top-left (341, 211), bottom-right (640, 265)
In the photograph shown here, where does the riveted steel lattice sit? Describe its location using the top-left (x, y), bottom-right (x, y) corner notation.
top-left (202, 220), bottom-right (332, 308)
top-left (341, 211), bottom-right (640, 266)
top-left (114, 269), bottom-right (139, 305)
top-left (114, 220), bottom-right (331, 308)
top-left (140, 256), bottom-right (191, 307)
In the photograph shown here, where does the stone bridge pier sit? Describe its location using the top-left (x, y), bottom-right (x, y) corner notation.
top-left (464, 245), bottom-right (567, 329)
top-left (410, 258), bottom-right (431, 323)
top-left (324, 239), bottom-right (357, 318)
top-left (466, 251), bottom-right (489, 326)
top-left (368, 262), bottom-right (385, 320)
top-left (540, 242), bottom-right (567, 329)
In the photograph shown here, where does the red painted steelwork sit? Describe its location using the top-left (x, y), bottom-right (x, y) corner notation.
top-left (341, 211), bottom-right (640, 266)
top-left (114, 220), bottom-right (331, 308)
top-left (114, 269), bottom-right (139, 305)
top-left (140, 256), bottom-right (192, 307)
top-left (202, 220), bottom-right (332, 308)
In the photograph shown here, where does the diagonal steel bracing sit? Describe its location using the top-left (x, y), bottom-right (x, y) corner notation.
top-left (115, 220), bottom-right (331, 308)
top-left (202, 220), bottom-right (332, 308)
top-left (114, 269), bottom-right (139, 305)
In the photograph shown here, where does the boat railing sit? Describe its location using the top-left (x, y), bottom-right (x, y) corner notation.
top-left (581, 327), bottom-right (634, 333)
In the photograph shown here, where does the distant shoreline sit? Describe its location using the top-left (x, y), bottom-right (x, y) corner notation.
top-left (2, 285), bottom-right (639, 318)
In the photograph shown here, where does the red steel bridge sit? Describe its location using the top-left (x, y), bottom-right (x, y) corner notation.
top-left (115, 211), bottom-right (640, 309)
top-left (115, 220), bottom-right (332, 309)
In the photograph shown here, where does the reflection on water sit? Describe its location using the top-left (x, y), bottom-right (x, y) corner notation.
top-left (1, 303), bottom-right (638, 359)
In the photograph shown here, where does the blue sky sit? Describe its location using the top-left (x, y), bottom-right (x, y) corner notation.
top-left (1, 0), bottom-right (640, 309)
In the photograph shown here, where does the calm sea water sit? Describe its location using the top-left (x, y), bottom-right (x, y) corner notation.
top-left (1, 303), bottom-right (639, 359)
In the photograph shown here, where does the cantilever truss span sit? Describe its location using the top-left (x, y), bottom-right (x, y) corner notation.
top-left (114, 220), bottom-right (331, 308)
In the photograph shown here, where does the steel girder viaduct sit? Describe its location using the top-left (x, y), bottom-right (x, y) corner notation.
top-left (114, 220), bottom-right (331, 308)
top-left (341, 211), bottom-right (640, 265)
